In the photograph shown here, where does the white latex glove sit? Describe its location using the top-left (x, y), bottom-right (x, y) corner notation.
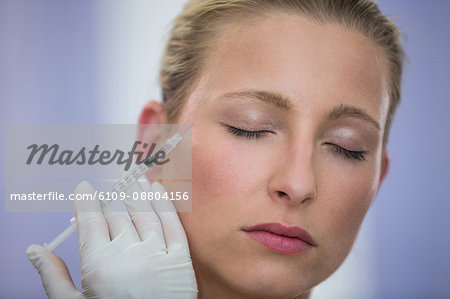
top-left (26, 180), bottom-right (198, 299)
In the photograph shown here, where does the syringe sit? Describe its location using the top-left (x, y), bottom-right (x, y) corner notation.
top-left (44, 132), bottom-right (183, 251)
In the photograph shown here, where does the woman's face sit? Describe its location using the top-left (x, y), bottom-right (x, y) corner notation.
top-left (176, 14), bottom-right (389, 298)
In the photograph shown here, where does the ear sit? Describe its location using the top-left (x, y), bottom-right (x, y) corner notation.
top-left (137, 101), bottom-right (167, 142)
top-left (378, 149), bottom-right (390, 188)
top-left (136, 101), bottom-right (167, 179)
top-left (371, 149), bottom-right (389, 207)
top-left (138, 101), bottom-right (167, 125)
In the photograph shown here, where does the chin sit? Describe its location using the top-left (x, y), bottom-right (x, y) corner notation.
top-left (222, 258), bottom-right (318, 299)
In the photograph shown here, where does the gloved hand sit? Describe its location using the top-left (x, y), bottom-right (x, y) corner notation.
top-left (26, 180), bottom-right (198, 299)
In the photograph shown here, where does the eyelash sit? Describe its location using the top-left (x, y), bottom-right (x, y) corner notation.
top-left (327, 143), bottom-right (367, 162)
top-left (224, 125), bottom-right (367, 162)
top-left (225, 125), bottom-right (271, 139)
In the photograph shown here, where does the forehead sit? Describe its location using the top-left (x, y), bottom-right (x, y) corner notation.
top-left (194, 14), bottom-right (389, 124)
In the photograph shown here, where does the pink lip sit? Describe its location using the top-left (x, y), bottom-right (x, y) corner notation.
top-left (242, 222), bottom-right (316, 255)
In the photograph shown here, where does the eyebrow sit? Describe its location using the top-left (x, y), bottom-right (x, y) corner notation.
top-left (217, 89), bottom-right (380, 130)
top-left (217, 90), bottom-right (293, 111)
top-left (325, 103), bottom-right (381, 131)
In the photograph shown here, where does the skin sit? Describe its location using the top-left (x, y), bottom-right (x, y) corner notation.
top-left (140, 14), bottom-right (390, 299)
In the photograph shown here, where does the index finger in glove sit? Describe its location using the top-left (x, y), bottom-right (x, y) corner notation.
top-left (151, 182), bottom-right (190, 253)
top-left (122, 181), bottom-right (166, 250)
top-left (73, 181), bottom-right (109, 253)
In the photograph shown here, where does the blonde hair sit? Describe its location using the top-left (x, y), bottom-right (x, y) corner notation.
top-left (160, 0), bottom-right (405, 144)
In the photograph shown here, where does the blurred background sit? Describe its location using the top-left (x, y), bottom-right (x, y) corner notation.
top-left (1, 0), bottom-right (449, 298)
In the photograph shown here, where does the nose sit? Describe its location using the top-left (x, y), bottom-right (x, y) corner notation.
top-left (268, 142), bottom-right (317, 206)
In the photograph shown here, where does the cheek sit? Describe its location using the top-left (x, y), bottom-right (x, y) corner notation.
top-left (191, 137), bottom-right (271, 206)
top-left (193, 144), bottom-right (238, 199)
top-left (317, 162), bottom-right (379, 256)
top-left (336, 175), bottom-right (376, 231)
top-left (192, 143), bottom-right (244, 204)
top-left (180, 136), bottom-right (267, 246)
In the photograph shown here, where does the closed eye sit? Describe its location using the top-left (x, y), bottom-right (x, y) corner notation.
top-left (327, 143), bottom-right (367, 162)
top-left (224, 125), bottom-right (272, 139)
